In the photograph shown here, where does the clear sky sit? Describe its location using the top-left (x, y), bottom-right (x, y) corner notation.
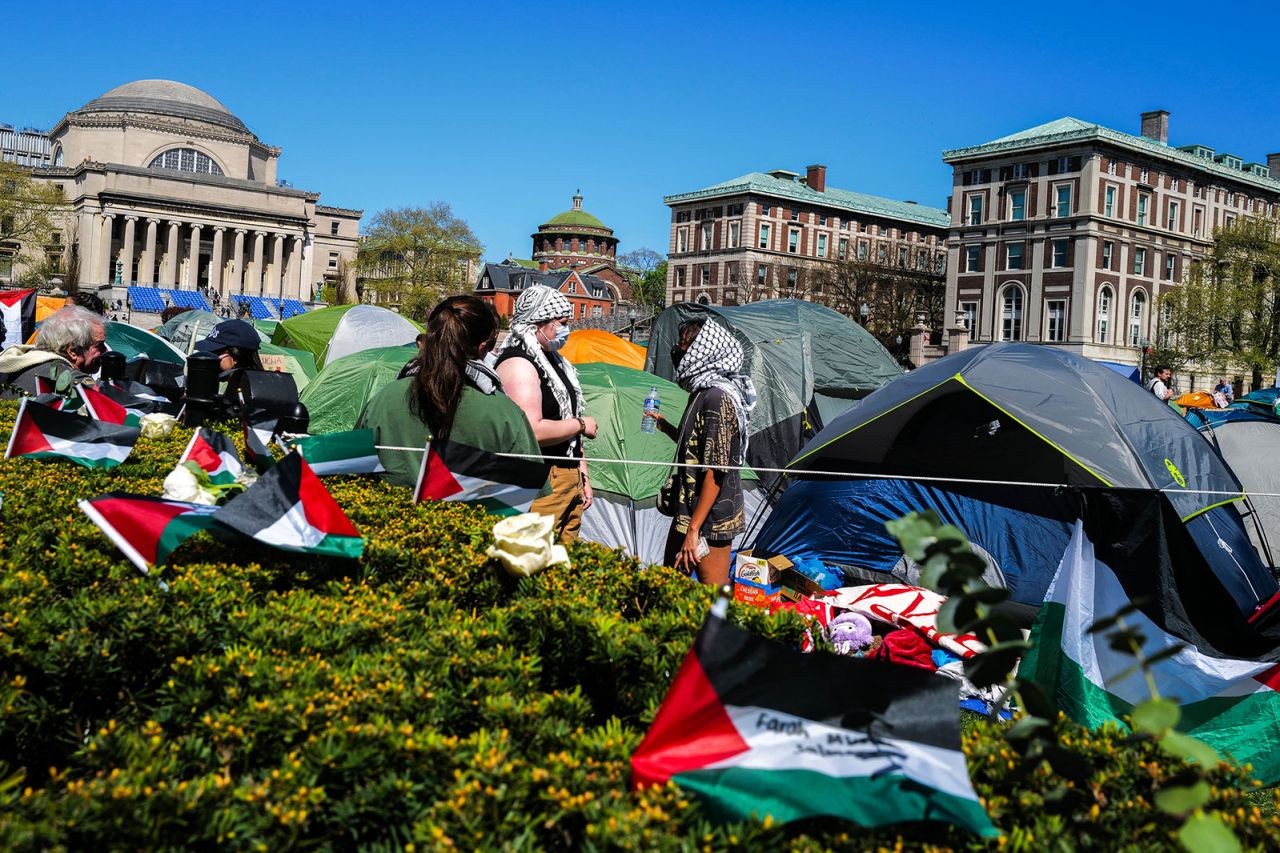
top-left (4, 0), bottom-right (1277, 262)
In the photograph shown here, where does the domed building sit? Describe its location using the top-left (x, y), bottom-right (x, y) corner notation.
top-left (530, 192), bottom-right (631, 301)
top-left (2, 79), bottom-right (360, 306)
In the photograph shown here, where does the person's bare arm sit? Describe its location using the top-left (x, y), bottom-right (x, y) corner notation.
top-left (676, 469), bottom-right (724, 570)
top-left (496, 357), bottom-right (596, 446)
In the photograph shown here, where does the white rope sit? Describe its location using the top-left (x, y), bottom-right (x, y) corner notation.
top-left (369, 444), bottom-right (1272, 499)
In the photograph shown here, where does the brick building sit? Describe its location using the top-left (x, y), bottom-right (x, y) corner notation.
top-left (942, 111), bottom-right (1280, 367)
top-left (530, 192), bottom-right (630, 301)
top-left (475, 261), bottom-right (614, 322)
top-left (662, 165), bottom-right (949, 307)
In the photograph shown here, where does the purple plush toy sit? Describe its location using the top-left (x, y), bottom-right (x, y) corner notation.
top-left (828, 611), bottom-right (873, 656)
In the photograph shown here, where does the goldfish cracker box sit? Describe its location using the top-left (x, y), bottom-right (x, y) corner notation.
top-left (733, 549), bottom-right (794, 586)
top-left (733, 575), bottom-right (782, 607)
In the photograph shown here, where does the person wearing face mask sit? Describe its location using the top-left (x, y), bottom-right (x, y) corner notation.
top-left (357, 295), bottom-right (540, 489)
top-left (496, 284), bottom-right (598, 544)
top-left (652, 318), bottom-right (757, 584)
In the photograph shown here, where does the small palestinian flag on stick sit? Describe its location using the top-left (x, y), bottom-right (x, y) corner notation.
top-left (213, 451), bottom-right (363, 559)
top-left (415, 439), bottom-right (549, 516)
top-left (289, 429), bottom-right (385, 476)
top-left (77, 384), bottom-right (132, 425)
top-left (179, 427), bottom-right (244, 486)
top-left (242, 416), bottom-right (277, 473)
top-left (4, 398), bottom-right (140, 469)
top-left (0, 288), bottom-right (36, 350)
top-left (34, 375), bottom-right (56, 396)
top-left (631, 609), bottom-right (997, 837)
top-left (99, 381), bottom-right (180, 416)
top-left (78, 493), bottom-right (219, 575)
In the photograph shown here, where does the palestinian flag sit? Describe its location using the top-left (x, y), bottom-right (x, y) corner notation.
top-left (179, 427), bottom-right (244, 485)
top-left (289, 429), bottom-right (385, 476)
top-left (4, 398), bottom-right (139, 469)
top-left (242, 416), bottom-right (276, 473)
top-left (34, 375), bottom-right (56, 396)
top-left (77, 384), bottom-right (132, 425)
top-left (1022, 517), bottom-right (1280, 784)
top-left (98, 381), bottom-right (180, 417)
top-left (213, 451), bottom-right (362, 559)
top-left (415, 438), bottom-right (549, 516)
top-left (631, 611), bottom-right (997, 836)
top-left (0, 288), bottom-right (36, 350)
top-left (79, 493), bottom-right (219, 575)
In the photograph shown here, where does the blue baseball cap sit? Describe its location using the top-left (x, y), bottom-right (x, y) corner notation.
top-left (195, 320), bottom-right (261, 353)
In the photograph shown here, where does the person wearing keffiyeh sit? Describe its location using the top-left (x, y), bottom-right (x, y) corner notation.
top-left (496, 284), bottom-right (598, 544)
top-left (653, 318), bottom-right (757, 584)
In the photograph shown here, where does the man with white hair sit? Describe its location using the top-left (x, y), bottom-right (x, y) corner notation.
top-left (0, 305), bottom-right (107, 398)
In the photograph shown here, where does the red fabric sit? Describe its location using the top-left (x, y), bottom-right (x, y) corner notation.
top-left (870, 629), bottom-right (937, 672)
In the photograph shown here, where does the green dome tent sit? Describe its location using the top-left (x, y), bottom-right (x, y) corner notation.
top-left (106, 321), bottom-right (186, 365)
top-left (298, 345), bottom-right (415, 434)
top-left (576, 362), bottom-right (767, 564)
top-left (273, 304), bottom-right (422, 368)
top-left (258, 342), bottom-right (318, 394)
top-left (155, 310), bottom-right (317, 393)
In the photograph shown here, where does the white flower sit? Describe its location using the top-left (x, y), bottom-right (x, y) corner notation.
top-left (139, 413), bottom-right (179, 439)
top-left (485, 513), bottom-right (570, 577)
top-left (161, 464), bottom-right (218, 506)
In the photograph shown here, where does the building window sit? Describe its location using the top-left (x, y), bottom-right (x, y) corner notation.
top-left (1107, 159), bottom-right (1118, 176)
top-left (328, 252), bottom-right (338, 269)
top-left (819, 214), bottom-right (828, 226)
top-left (1009, 190), bottom-right (1026, 221)
top-left (567, 281), bottom-right (578, 294)
top-left (758, 224), bottom-right (770, 249)
top-left (934, 254), bottom-right (945, 274)
top-left (592, 305), bottom-right (603, 318)
top-left (1046, 299), bottom-right (1066, 342)
top-left (756, 264), bottom-right (767, 286)
top-left (1000, 286), bottom-right (1024, 341)
top-left (728, 264), bottom-right (738, 285)
top-left (1170, 178), bottom-right (1179, 192)
top-left (148, 147), bottom-right (225, 176)
top-left (1137, 193), bottom-right (1149, 226)
top-left (700, 265), bottom-right (710, 286)
top-left (1140, 167), bottom-right (1149, 184)
top-left (1105, 186), bottom-right (1116, 218)
top-left (1134, 248), bottom-right (1147, 277)
top-left (1006, 243), bottom-right (1024, 270)
top-left (1193, 208), bottom-right (1204, 237)
top-left (1102, 241), bottom-right (1114, 270)
top-left (965, 245), bottom-right (980, 272)
top-left (1165, 254), bottom-right (1176, 280)
top-left (788, 229), bottom-right (799, 253)
top-left (728, 221), bottom-right (740, 248)
top-left (1012, 162), bottom-right (1030, 180)
top-left (968, 195), bottom-right (983, 225)
top-left (838, 237), bottom-right (848, 260)
top-left (1167, 201), bottom-right (1179, 232)
top-left (675, 211), bottom-right (691, 223)
top-left (790, 209), bottom-right (800, 222)
top-left (1055, 185), bottom-right (1071, 218)
top-left (727, 203), bottom-right (744, 216)
top-left (329, 221), bottom-right (339, 236)
top-left (857, 240), bottom-right (868, 261)
top-left (1129, 290), bottom-right (1147, 347)
top-left (816, 233), bottom-right (828, 258)
top-left (960, 301), bottom-right (978, 331)
top-left (700, 223), bottom-right (713, 250)
top-left (898, 246), bottom-right (908, 267)
top-left (1096, 286), bottom-right (1113, 343)
top-left (760, 204), bottom-right (771, 217)
top-left (676, 267), bottom-right (686, 288)
top-left (787, 268), bottom-right (798, 290)
top-left (1051, 239), bottom-right (1069, 268)
top-left (677, 228), bottom-right (688, 253)
top-left (877, 244), bottom-right (887, 263)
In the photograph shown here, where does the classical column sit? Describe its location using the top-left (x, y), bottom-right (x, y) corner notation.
top-left (140, 218), bottom-right (160, 285)
top-left (161, 221), bottom-right (181, 286)
top-left (251, 231), bottom-right (266, 295)
top-left (121, 216), bottom-right (137, 286)
top-left (231, 229), bottom-right (247, 294)
top-left (268, 233), bottom-right (285, 298)
top-left (187, 224), bottom-right (203, 289)
top-left (97, 213), bottom-right (115, 286)
top-left (209, 226), bottom-right (225, 295)
top-left (288, 235), bottom-right (304, 302)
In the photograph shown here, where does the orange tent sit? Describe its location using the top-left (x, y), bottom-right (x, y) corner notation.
top-left (36, 296), bottom-right (66, 322)
top-left (560, 329), bottom-right (646, 370)
top-left (1176, 391), bottom-right (1217, 410)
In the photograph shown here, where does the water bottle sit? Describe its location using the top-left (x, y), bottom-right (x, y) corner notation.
top-left (641, 385), bottom-right (660, 433)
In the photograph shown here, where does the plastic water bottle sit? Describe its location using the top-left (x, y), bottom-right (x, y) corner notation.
top-left (641, 385), bottom-right (660, 433)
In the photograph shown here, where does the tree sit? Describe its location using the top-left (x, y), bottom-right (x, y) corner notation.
top-left (354, 203), bottom-right (483, 323)
top-left (617, 247), bottom-right (667, 307)
top-left (1155, 213), bottom-right (1280, 387)
top-left (810, 256), bottom-right (945, 350)
top-left (0, 160), bottom-right (68, 285)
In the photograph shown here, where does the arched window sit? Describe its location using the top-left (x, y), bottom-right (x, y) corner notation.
top-left (1097, 286), bottom-right (1113, 343)
top-left (697, 292), bottom-right (712, 305)
top-left (1000, 285), bottom-right (1023, 341)
top-left (52, 144), bottom-right (64, 167)
top-left (148, 148), bottom-right (224, 176)
top-left (1128, 290), bottom-right (1147, 347)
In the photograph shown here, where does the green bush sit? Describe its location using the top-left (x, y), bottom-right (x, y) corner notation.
top-left (0, 399), bottom-right (1276, 850)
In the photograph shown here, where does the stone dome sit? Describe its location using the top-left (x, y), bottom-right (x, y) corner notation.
top-left (75, 79), bottom-right (249, 134)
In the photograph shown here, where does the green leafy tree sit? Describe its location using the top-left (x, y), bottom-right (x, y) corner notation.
top-left (0, 160), bottom-right (68, 286)
top-left (618, 247), bottom-right (666, 307)
top-left (355, 203), bottom-right (483, 322)
top-left (1155, 213), bottom-right (1280, 387)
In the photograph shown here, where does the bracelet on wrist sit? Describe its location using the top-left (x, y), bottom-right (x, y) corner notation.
top-left (576, 416), bottom-right (587, 434)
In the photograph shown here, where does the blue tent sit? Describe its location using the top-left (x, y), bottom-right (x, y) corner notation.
top-left (1093, 359), bottom-right (1140, 384)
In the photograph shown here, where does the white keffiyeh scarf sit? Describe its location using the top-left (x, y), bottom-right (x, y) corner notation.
top-left (498, 284), bottom-right (584, 420)
top-left (674, 320), bottom-right (757, 459)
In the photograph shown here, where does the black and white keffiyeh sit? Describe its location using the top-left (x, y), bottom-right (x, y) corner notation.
top-left (499, 284), bottom-right (584, 420)
top-left (674, 320), bottom-right (757, 456)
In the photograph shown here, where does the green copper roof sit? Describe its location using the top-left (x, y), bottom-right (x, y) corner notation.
top-left (944, 117), bottom-right (1280, 193)
top-left (543, 209), bottom-right (609, 230)
top-left (664, 172), bottom-right (950, 229)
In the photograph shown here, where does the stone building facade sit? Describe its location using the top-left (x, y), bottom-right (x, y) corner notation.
top-left (942, 111), bottom-right (1280, 367)
top-left (1, 80), bottom-right (360, 302)
top-left (662, 165), bottom-right (950, 307)
top-left (529, 193), bottom-right (630, 301)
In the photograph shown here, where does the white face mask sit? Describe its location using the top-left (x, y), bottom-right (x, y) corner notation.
top-left (541, 323), bottom-right (570, 352)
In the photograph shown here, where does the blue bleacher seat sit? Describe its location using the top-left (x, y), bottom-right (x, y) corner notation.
top-left (162, 289), bottom-right (212, 311)
top-left (127, 286), bottom-right (166, 313)
top-left (281, 299), bottom-right (306, 318)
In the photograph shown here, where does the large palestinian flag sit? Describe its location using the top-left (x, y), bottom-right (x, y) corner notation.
top-left (213, 451), bottom-right (363, 559)
top-left (79, 493), bottom-right (219, 575)
top-left (4, 398), bottom-right (140, 469)
top-left (415, 439), bottom-right (549, 516)
top-left (0, 288), bottom-right (36, 349)
top-left (98, 381), bottom-right (180, 417)
top-left (631, 611), bottom-right (997, 836)
top-left (179, 427), bottom-right (244, 485)
top-left (77, 384), bottom-right (132, 425)
top-left (1022, 517), bottom-right (1280, 784)
top-left (289, 429), bottom-right (385, 476)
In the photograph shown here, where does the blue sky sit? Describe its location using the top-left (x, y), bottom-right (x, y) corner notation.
top-left (4, 1), bottom-right (1278, 262)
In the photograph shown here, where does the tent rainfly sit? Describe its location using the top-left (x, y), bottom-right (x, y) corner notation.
top-left (272, 304), bottom-right (422, 368)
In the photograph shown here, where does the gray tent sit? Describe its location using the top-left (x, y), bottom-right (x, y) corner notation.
top-left (645, 299), bottom-right (901, 493)
top-left (1197, 413), bottom-right (1280, 569)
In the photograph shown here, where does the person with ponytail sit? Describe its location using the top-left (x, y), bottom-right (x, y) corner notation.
top-left (495, 284), bottom-right (597, 544)
top-left (356, 295), bottom-right (540, 489)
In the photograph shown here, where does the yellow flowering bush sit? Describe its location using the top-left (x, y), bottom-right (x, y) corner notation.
top-left (0, 400), bottom-right (1273, 850)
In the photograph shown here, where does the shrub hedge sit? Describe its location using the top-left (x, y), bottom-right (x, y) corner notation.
top-left (0, 399), bottom-right (1276, 851)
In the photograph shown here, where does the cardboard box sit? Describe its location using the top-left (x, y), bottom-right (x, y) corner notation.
top-left (734, 549), bottom-right (794, 586)
top-left (733, 576), bottom-right (782, 608)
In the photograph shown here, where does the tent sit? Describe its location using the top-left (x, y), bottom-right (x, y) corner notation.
top-left (576, 362), bottom-right (769, 564)
top-left (155, 310), bottom-right (317, 392)
top-left (105, 321), bottom-right (186, 365)
top-left (36, 296), bottom-right (66, 323)
top-left (757, 343), bottom-right (1276, 615)
top-left (156, 310), bottom-right (221, 352)
top-left (646, 300), bottom-right (901, 493)
top-left (1232, 387), bottom-right (1279, 417)
top-left (258, 342), bottom-right (318, 394)
top-left (1093, 359), bottom-right (1140, 384)
top-left (1196, 410), bottom-right (1280, 570)
top-left (561, 330), bottom-right (646, 370)
top-left (272, 304), bottom-right (422, 368)
top-left (298, 345), bottom-right (415, 434)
